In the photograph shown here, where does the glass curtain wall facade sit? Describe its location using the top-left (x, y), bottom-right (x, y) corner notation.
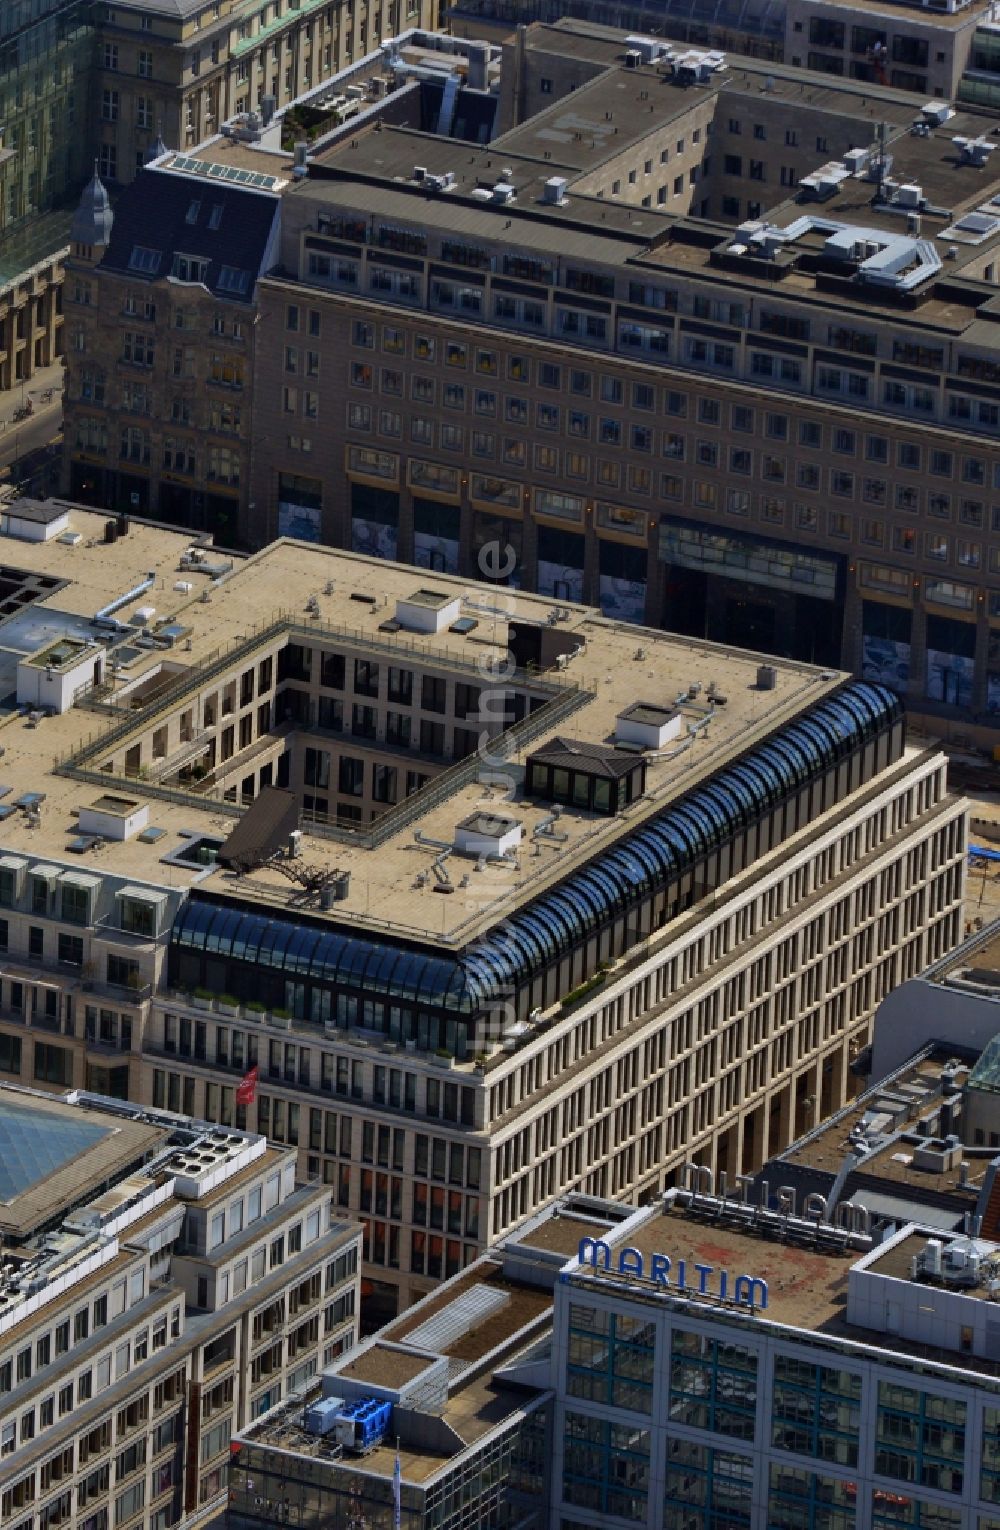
top-left (0, 1), bottom-right (96, 280)
top-left (556, 1291), bottom-right (995, 1530)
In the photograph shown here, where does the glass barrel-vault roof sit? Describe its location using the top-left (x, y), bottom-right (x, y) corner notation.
top-left (170, 681), bottom-right (901, 1017)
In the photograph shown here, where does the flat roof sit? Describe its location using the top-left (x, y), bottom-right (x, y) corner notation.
top-left (509, 1210), bottom-right (618, 1256)
top-left (0, 502), bottom-right (839, 943)
top-left (781, 1049), bottom-right (970, 1177)
top-left (337, 1344), bottom-right (435, 1387)
top-left (240, 1258), bottom-right (553, 1482)
top-left (0, 1087), bottom-right (165, 1239)
top-left (575, 1200), bottom-right (857, 1332)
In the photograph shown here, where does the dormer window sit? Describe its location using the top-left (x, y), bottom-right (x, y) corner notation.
top-left (128, 245), bottom-right (161, 274)
top-left (217, 265), bottom-right (249, 295)
top-left (172, 253), bottom-right (209, 283)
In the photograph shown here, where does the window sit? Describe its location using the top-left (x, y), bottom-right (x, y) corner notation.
top-left (58, 933), bottom-right (83, 966)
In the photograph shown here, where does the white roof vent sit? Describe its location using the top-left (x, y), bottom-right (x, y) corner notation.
top-left (922, 101), bottom-right (954, 126)
top-left (395, 587), bottom-right (462, 634)
top-left (624, 34), bottom-right (668, 62)
top-left (454, 812), bottom-right (522, 858)
top-left (542, 175), bottom-right (568, 206)
top-left (616, 702), bottom-right (683, 749)
top-left (492, 182), bottom-right (515, 204)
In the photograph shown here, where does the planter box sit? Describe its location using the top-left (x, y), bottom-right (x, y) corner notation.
top-left (218, 1002), bottom-right (240, 1018)
top-left (431, 1054), bottom-right (454, 1070)
top-left (271, 1014), bottom-right (290, 1030)
top-left (191, 995), bottom-right (214, 1012)
top-left (245, 1007), bottom-right (266, 1023)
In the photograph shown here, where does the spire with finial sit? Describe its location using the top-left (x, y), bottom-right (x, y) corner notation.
top-left (70, 161), bottom-right (113, 250)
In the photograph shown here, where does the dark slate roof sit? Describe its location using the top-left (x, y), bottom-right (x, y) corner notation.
top-left (98, 168), bottom-right (278, 303)
top-left (526, 736), bottom-right (640, 780)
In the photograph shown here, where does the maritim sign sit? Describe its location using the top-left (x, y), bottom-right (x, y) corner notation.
top-left (575, 1237), bottom-right (768, 1310)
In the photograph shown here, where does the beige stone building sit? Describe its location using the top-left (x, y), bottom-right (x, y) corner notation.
top-left (0, 504), bottom-right (966, 1324)
top-left (0, 249), bottom-right (65, 393)
top-left (96, 0), bottom-right (439, 187)
top-left (0, 1083), bottom-right (361, 1530)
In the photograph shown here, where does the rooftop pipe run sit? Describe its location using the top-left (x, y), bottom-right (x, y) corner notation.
top-left (93, 572), bottom-right (156, 630)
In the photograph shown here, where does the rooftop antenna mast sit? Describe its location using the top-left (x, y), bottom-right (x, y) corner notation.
top-left (874, 119), bottom-right (889, 203)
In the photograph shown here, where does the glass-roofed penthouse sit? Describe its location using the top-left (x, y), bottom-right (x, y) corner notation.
top-left (169, 680), bottom-right (903, 1058)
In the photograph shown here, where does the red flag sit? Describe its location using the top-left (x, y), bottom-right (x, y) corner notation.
top-left (236, 1065), bottom-right (258, 1106)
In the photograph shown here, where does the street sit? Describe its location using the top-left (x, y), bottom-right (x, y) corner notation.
top-left (0, 361), bottom-right (64, 498)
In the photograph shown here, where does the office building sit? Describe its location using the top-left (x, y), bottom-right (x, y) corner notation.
top-left (0, 496), bottom-right (966, 1321)
top-left (225, 1194), bottom-right (595, 1530)
top-left (232, 1106), bottom-right (1000, 1530)
top-left (244, 22), bottom-right (1000, 730)
top-left (452, 0), bottom-right (998, 108)
top-left (548, 1180), bottom-right (1000, 1530)
top-left (61, 20), bottom-right (1000, 726)
top-left (0, 1082), bottom-right (361, 1530)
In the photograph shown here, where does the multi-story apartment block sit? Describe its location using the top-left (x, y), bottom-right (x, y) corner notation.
top-left (0, 1082), bottom-right (361, 1530)
top-left (62, 29), bottom-right (499, 532)
top-left (0, 500), bottom-right (966, 1325)
top-left (61, 143), bottom-right (281, 537)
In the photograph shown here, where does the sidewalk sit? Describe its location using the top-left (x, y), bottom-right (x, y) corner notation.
top-left (0, 357), bottom-right (65, 433)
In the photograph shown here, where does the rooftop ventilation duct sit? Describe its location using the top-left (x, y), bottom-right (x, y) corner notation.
top-left (625, 34), bottom-right (668, 62)
top-left (954, 135), bottom-right (996, 167)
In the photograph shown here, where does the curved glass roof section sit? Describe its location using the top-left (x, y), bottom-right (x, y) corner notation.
top-left (969, 1032), bottom-right (1000, 1095)
top-left (171, 681), bottom-right (902, 1016)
